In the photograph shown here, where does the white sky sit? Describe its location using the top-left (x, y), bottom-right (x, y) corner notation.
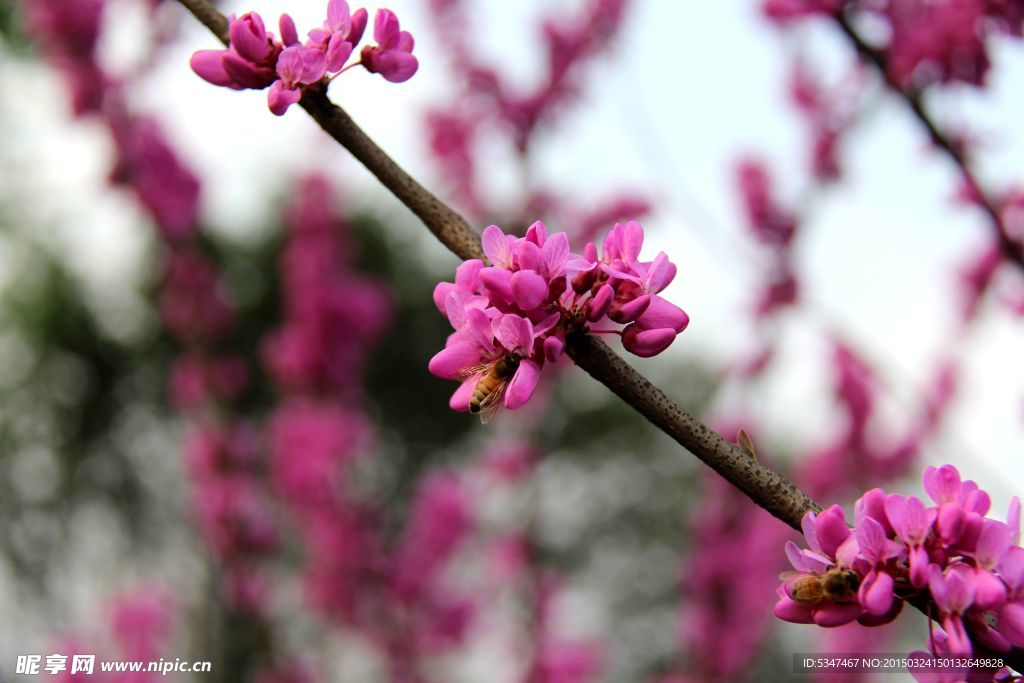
top-left (2, 0), bottom-right (1023, 508)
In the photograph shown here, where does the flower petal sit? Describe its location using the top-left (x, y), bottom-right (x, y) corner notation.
top-left (479, 266), bottom-right (514, 304)
top-left (449, 376), bottom-right (477, 412)
top-left (586, 284), bottom-right (614, 322)
top-left (374, 51), bottom-right (419, 83)
top-left (812, 602), bottom-right (861, 627)
top-left (608, 294), bottom-right (651, 324)
top-left (510, 270), bottom-right (548, 311)
top-left (976, 520), bottom-right (1013, 570)
top-left (973, 567), bottom-right (1008, 611)
top-left (267, 81), bottom-right (301, 116)
top-left (327, 0), bottom-right (351, 31)
top-left (774, 596), bottom-right (814, 624)
top-left (190, 50), bottom-right (235, 87)
top-left (454, 259), bottom-right (484, 290)
top-left (636, 296), bottom-right (689, 332)
top-left (541, 232), bottom-right (570, 279)
top-left (516, 240), bottom-right (542, 272)
top-left (859, 569), bottom-right (894, 616)
top-left (497, 315), bottom-right (534, 356)
top-left (326, 33), bottom-right (354, 72)
top-left (998, 602), bottom-right (1024, 648)
top-left (223, 52), bottom-right (275, 89)
top-left (815, 505), bottom-right (851, 558)
top-left (621, 220), bottom-right (645, 264)
top-left (525, 220), bottom-right (547, 246)
top-left (433, 282), bottom-right (454, 315)
top-left (482, 226), bottom-right (513, 269)
top-left (643, 252), bottom-right (676, 293)
top-left (886, 494), bottom-right (930, 546)
top-left (505, 359), bottom-right (540, 410)
top-left (543, 337), bottom-right (564, 363)
top-left (621, 325), bottom-right (675, 357)
top-left (923, 465), bottom-right (962, 505)
top-left (428, 339), bottom-right (481, 379)
top-left (279, 13), bottom-right (299, 46)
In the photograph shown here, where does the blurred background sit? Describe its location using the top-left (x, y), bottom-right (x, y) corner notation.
top-left (0, 0), bottom-right (1023, 681)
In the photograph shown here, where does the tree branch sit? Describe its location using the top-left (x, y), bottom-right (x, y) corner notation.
top-left (173, 0), bottom-right (1024, 671)
top-left (834, 12), bottom-right (1024, 271)
top-left (178, 0), bottom-right (229, 43)
top-left (299, 90), bottom-right (486, 263)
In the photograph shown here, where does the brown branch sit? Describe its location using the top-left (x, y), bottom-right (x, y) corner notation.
top-left (300, 90), bottom-right (486, 263)
top-left (834, 12), bottom-right (1024, 271)
top-left (565, 332), bottom-right (822, 523)
top-left (178, 0), bottom-right (229, 44)
top-left (174, 0), bottom-right (1024, 672)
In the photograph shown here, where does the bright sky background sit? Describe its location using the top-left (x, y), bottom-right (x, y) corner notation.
top-left (2, 0), bottom-right (1022, 510)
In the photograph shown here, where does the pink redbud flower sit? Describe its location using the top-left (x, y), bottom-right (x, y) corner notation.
top-left (428, 304), bottom-right (554, 413)
top-left (268, 45), bottom-right (327, 115)
top-left (360, 9), bottom-right (419, 83)
top-left (190, 12), bottom-right (285, 90)
top-left (307, 0), bottom-right (368, 71)
top-left (431, 220), bottom-right (686, 420)
top-left (777, 464), bottom-right (1024, 671)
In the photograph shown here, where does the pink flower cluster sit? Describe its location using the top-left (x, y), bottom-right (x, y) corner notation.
top-left (673, 470), bottom-right (790, 682)
top-left (263, 174), bottom-right (478, 670)
top-left (881, 0), bottom-right (1022, 89)
top-left (186, 422), bottom-right (279, 611)
top-left (24, 0), bottom-right (108, 117)
top-left (764, 0), bottom-right (1024, 90)
top-left (429, 221), bottom-right (688, 417)
top-left (190, 1), bottom-right (417, 115)
top-left (262, 174), bottom-right (392, 396)
top-left (777, 465), bottom-right (1023, 667)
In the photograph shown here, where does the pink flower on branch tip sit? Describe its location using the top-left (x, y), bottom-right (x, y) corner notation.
top-left (776, 464), bottom-right (1024, 673)
top-left (360, 9), bottom-right (419, 83)
top-left (190, 12), bottom-right (284, 90)
top-left (190, 3), bottom-right (419, 109)
top-left (431, 220), bottom-right (686, 421)
top-left (307, 0), bottom-right (368, 71)
top-left (268, 45), bottom-right (327, 115)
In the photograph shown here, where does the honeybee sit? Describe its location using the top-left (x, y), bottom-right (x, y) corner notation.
top-left (782, 567), bottom-right (861, 605)
top-left (457, 353), bottom-right (521, 424)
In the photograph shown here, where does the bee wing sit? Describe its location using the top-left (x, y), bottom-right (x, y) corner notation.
top-left (477, 378), bottom-right (510, 425)
top-left (455, 364), bottom-right (489, 381)
top-left (778, 571), bottom-right (807, 581)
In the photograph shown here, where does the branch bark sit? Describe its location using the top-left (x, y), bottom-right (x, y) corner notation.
top-left (834, 12), bottom-right (1024, 271)
top-left (173, 0), bottom-right (1024, 672)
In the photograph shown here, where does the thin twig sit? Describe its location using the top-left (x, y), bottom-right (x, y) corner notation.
top-left (834, 12), bottom-right (1024, 270)
top-left (174, 0), bottom-right (1024, 671)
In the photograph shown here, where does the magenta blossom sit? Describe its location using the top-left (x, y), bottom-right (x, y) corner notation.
top-left (190, 12), bottom-right (285, 90)
top-left (430, 220), bottom-right (687, 420)
top-left (360, 9), bottom-right (419, 83)
top-left (776, 464), bottom-right (1024, 675)
top-left (190, 4), bottom-right (418, 114)
top-left (429, 303), bottom-right (556, 413)
top-left (307, 0), bottom-right (368, 71)
top-left (268, 45), bottom-right (327, 115)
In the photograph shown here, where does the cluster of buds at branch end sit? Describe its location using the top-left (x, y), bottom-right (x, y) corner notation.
top-left (777, 464), bottom-right (1024, 680)
top-left (189, 1), bottom-right (417, 115)
top-left (429, 220), bottom-right (688, 422)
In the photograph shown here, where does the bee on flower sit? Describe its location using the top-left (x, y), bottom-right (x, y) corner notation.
top-left (429, 220), bottom-right (688, 422)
